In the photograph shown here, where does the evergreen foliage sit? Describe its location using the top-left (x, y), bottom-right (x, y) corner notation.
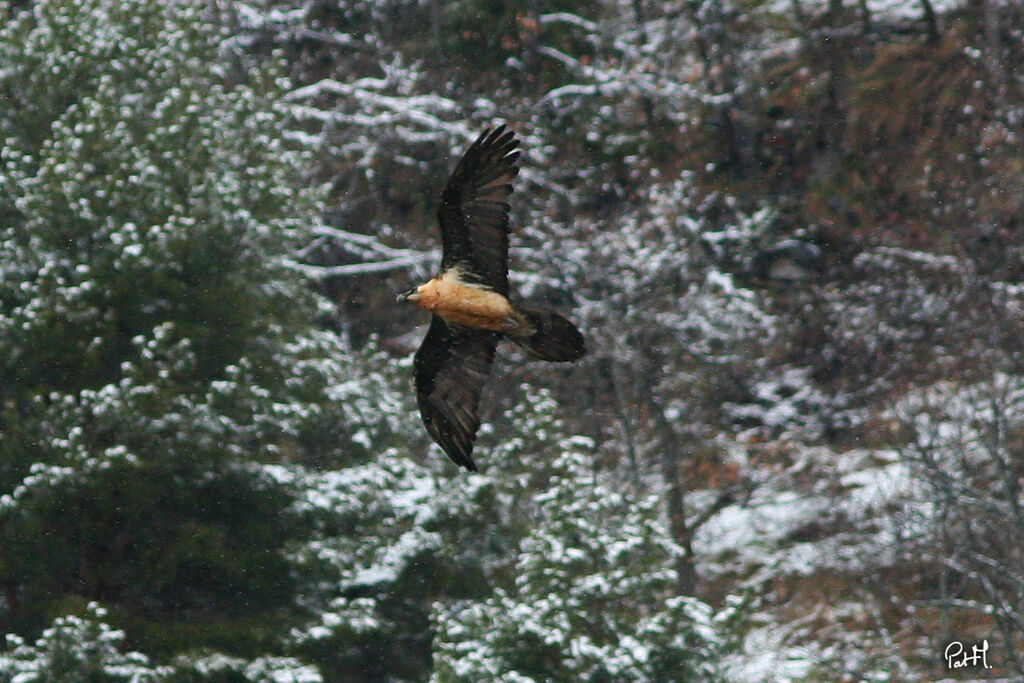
top-left (0, 603), bottom-right (160, 682)
top-left (431, 390), bottom-right (739, 681)
top-left (0, 0), bottom-right (324, 662)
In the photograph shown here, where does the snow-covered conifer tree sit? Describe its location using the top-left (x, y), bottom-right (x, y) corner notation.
top-left (0, 0), bottom-right (328, 664)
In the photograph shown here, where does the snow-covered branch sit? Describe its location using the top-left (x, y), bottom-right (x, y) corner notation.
top-left (292, 252), bottom-right (438, 279)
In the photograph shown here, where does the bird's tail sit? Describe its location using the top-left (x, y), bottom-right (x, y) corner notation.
top-left (509, 305), bottom-right (586, 361)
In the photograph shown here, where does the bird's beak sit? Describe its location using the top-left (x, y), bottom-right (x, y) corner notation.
top-left (396, 288), bottom-right (418, 303)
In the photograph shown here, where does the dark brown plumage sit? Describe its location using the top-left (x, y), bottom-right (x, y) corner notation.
top-left (398, 125), bottom-right (585, 470)
top-left (437, 125), bottom-right (519, 296)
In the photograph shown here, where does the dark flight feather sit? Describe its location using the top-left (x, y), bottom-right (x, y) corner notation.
top-left (413, 317), bottom-right (499, 471)
top-left (436, 125), bottom-right (520, 296)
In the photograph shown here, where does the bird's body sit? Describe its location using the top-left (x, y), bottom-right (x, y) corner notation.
top-left (406, 267), bottom-right (529, 333)
top-left (398, 124), bottom-right (585, 470)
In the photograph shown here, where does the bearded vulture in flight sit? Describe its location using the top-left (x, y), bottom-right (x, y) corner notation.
top-left (397, 125), bottom-right (586, 471)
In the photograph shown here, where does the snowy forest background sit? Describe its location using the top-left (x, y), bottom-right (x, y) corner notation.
top-left (1, 0), bottom-right (1023, 680)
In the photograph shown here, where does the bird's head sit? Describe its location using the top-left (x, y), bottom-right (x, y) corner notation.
top-left (396, 287), bottom-right (421, 303)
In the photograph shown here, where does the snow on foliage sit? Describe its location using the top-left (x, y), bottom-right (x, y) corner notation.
top-left (430, 389), bottom-right (744, 681)
top-left (0, 0), bottom-right (338, 674)
top-left (0, 601), bottom-right (325, 681)
top-left (180, 654), bottom-right (323, 683)
top-left (0, 0), bottom-right (321, 396)
top-left (0, 603), bottom-right (162, 682)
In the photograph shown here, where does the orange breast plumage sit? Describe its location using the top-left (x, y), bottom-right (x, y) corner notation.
top-left (416, 269), bottom-right (525, 332)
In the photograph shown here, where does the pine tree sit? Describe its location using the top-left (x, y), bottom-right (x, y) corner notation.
top-left (431, 389), bottom-right (742, 681)
top-left (0, 0), bottom-right (324, 660)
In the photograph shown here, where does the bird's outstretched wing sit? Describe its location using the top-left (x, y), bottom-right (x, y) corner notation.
top-left (414, 316), bottom-right (499, 470)
top-left (437, 125), bottom-right (520, 296)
